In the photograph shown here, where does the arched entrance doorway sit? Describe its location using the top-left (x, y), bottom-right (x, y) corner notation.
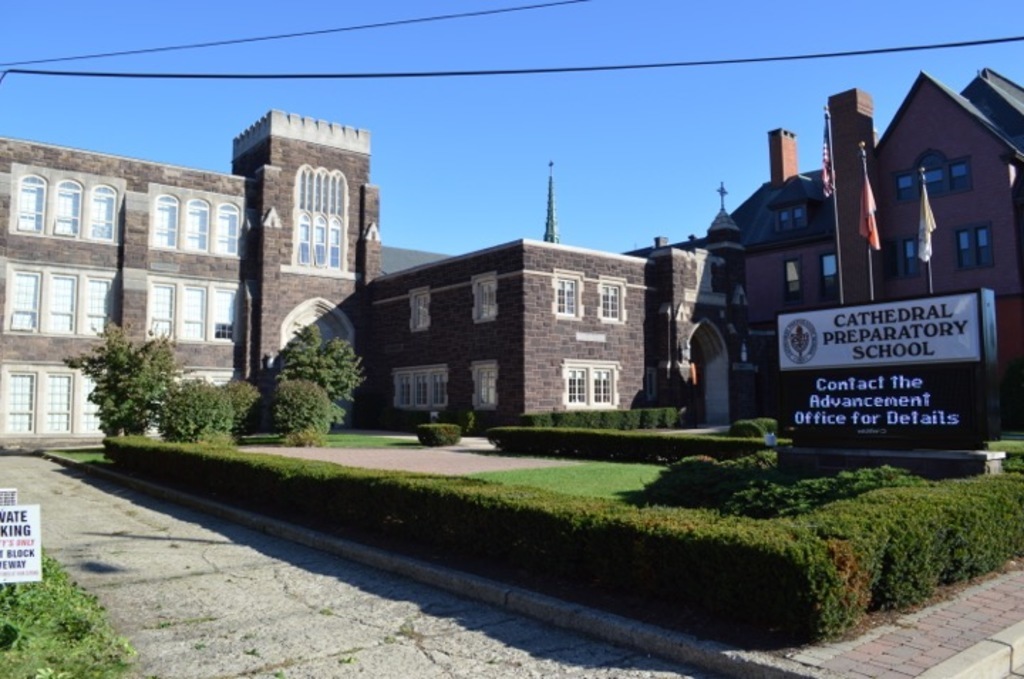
top-left (279, 298), bottom-right (356, 425)
top-left (687, 321), bottom-right (730, 426)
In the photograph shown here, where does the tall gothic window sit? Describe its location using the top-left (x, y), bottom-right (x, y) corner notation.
top-left (295, 166), bottom-right (347, 271)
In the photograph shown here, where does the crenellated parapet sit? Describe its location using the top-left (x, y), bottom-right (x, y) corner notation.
top-left (232, 110), bottom-right (371, 161)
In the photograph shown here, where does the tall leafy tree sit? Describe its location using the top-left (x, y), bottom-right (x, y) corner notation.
top-left (278, 325), bottom-right (365, 403)
top-left (65, 325), bottom-right (180, 436)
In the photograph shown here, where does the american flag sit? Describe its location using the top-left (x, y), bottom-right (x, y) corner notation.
top-left (822, 112), bottom-right (835, 198)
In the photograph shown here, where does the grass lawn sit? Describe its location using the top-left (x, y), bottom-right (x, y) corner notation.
top-left (240, 432), bottom-right (421, 448)
top-left (470, 461), bottom-right (666, 503)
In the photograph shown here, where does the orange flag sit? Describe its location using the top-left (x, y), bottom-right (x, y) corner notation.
top-left (860, 166), bottom-right (880, 250)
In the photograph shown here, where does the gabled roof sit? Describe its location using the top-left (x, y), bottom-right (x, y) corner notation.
top-left (876, 70), bottom-right (1024, 158)
top-left (730, 172), bottom-right (835, 250)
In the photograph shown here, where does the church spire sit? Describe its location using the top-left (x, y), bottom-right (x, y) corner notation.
top-left (544, 161), bottom-right (559, 244)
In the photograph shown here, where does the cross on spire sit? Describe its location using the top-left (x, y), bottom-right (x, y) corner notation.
top-left (717, 181), bottom-right (728, 211)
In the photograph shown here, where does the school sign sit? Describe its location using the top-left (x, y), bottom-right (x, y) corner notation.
top-left (777, 290), bottom-right (999, 450)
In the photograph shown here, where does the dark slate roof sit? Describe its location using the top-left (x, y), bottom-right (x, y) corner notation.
top-left (729, 172), bottom-right (835, 250)
top-left (380, 245), bottom-right (449, 275)
top-left (625, 233), bottom-right (706, 258)
top-left (961, 68), bottom-right (1024, 152)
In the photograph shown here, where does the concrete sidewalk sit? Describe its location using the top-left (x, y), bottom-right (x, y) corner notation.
top-left (11, 447), bottom-right (1024, 678)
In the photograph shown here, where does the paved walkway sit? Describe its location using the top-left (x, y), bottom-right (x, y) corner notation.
top-left (10, 437), bottom-right (1024, 678)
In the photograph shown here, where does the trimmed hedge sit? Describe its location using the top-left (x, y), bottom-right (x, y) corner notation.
top-left (102, 436), bottom-right (857, 640)
top-left (486, 427), bottom-right (786, 463)
top-left (379, 407), bottom-right (495, 435)
top-left (520, 407), bottom-right (678, 430)
top-left (417, 423), bottom-right (462, 446)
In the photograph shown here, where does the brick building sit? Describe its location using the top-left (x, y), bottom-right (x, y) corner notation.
top-left (733, 68), bottom-right (1024, 406)
top-left (0, 110), bottom-right (755, 445)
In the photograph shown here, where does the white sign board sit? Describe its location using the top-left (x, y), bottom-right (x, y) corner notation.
top-left (778, 293), bottom-right (980, 371)
top-left (0, 505), bottom-right (42, 584)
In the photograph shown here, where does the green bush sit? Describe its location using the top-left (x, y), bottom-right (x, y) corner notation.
top-left (379, 406), bottom-right (432, 432)
top-left (282, 429), bottom-right (328, 447)
top-left (487, 427), bottom-right (784, 464)
top-left (438, 410), bottom-right (477, 435)
top-left (753, 417), bottom-right (779, 434)
top-left (520, 407), bottom-right (678, 430)
top-left (222, 380), bottom-right (261, 436)
top-left (417, 423), bottom-right (462, 446)
top-left (272, 379), bottom-right (340, 435)
top-left (728, 419), bottom-right (765, 438)
top-left (644, 452), bottom-right (785, 508)
top-left (158, 380), bottom-right (234, 443)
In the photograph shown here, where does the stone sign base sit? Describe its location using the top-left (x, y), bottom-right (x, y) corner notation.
top-left (777, 446), bottom-right (1005, 480)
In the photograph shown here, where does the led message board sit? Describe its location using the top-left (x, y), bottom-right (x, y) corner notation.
top-left (777, 290), bottom-right (998, 449)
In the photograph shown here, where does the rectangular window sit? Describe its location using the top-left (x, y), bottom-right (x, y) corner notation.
top-left (18, 179), bottom-right (45, 232)
top-left (600, 283), bottom-right (622, 321)
top-left (182, 288), bottom-right (206, 340)
top-left (396, 374), bottom-right (412, 407)
top-left (950, 161), bottom-right (970, 191)
top-left (82, 376), bottom-right (101, 433)
top-left (556, 278), bottom-right (578, 316)
top-left (329, 222), bottom-right (342, 269)
top-left (9, 374), bottom-right (35, 433)
top-left (884, 238), bottom-right (920, 279)
top-left (895, 173), bottom-right (915, 201)
top-left (11, 273), bottom-right (41, 331)
top-left (90, 188), bottom-right (116, 241)
top-left (49, 275), bottom-right (77, 334)
top-left (783, 259), bottom-right (802, 303)
top-left (216, 205), bottom-right (239, 255)
top-left (55, 183), bottom-right (82, 236)
top-left (314, 220), bottom-right (327, 266)
top-left (410, 289), bottom-right (430, 331)
top-left (214, 290), bottom-right (236, 340)
top-left (151, 285), bottom-right (174, 337)
top-left (644, 367), bottom-right (657, 402)
top-left (414, 374), bottom-right (429, 407)
top-left (431, 372), bottom-right (448, 407)
top-left (819, 253), bottom-right (838, 300)
top-left (957, 225), bottom-right (993, 269)
top-left (298, 218), bottom-right (311, 265)
top-left (154, 197), bottom-right (178, 248)
top-left (46, 374), bottom-right (72, 432)
top-left (473, 362), bottom-right (498, 409)
top-left (86, 279), bottom-right (112, 334)
top-left (473, 274), bottom-right (498, 322)
top-left (593, 369), bottom-right (612, 404)
top-left (567, 368), bottom-right (587, 404)
top-left (185, 201), bottom-right (209, 251)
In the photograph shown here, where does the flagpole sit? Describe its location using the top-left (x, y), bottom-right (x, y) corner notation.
top-left (860, 143), bottom-right (875, 302)
top-left (919, 167), bottom-right (935, 295)
top-left (824, 107), bottom-right (845, 305)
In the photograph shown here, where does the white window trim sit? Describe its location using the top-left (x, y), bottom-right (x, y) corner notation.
top-left (472, 272), bottom-right (498, 323)
top-left (147, 277), bottom-right (239, 343)
top-left (291, 165), bottom-right (350, 273)
top-left (2, 365), bottom-right (104, 437)
top-left (9, 165), bottom-right (125, 244)
top-left (552, 270), bottom-right (584, 320)
top-left (598, 277), bottom-right (627, 324)
top-left (561, 359), bottom-right (621, 409)
top-left (148, 183), bottom-right (242, 258)
top-left (471, 360), bottom-right (499, 410)
top-left (392, 364), bottom-right (448, 410)
top-left (6, 265), bottom-right (116, 337)
top-left (409, 287), bottom-right (431, 332)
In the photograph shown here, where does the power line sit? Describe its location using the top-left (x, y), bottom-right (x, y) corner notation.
top-left (0, 0), bottom-right (590, 68)
top-left (4, 34), bottom-right (1022, 81)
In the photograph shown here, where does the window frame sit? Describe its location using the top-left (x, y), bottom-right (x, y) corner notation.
top-left (17, 176), bottom-right (46, 233)
top-left (783, 258), bottom-right (802, 304)
top-left (392, 365), bottom-right (448, 410)
top-left (553, 270), bottom-right (584, 319)
top-left (472, 272), bottom-right (498, 323)
top-left (894, 153), bottom-right (972, 202)
top-left (409, 287), bottom-right (431, 332)
top-left (293, 165), bottom-right (349, 273)
top-left (562, 360), bottom-right (621, 409)
top-left (148, 279), bottom-right (240, 343)
top-left (883, 238), bottom-right (920, 279)
top-left (7, 267), bottom-right (115, 335)
top-left (472, 361), bottom-right (498, 410)
top-left (956, 224), bottom-right (993, 269)
top-left (819, 253), bottom-right (839, 300)
top-left (598, 278), bottom-right (627, 324)
top-left (55, 180), bottom-right (83, 237)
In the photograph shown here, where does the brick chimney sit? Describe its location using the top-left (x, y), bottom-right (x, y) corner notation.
top-left (768, 129), bottom-right (798, 187)
top-left (828, 88), bottom-right (877, 305)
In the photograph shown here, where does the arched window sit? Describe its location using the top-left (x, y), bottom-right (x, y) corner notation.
top-left (18, 176), bottom-right (46, 232)
top-left (55, 181), bottom-right (82, 236)
top-left (216, 204), bottom-right (240, 255)
top-left (154, 196), bottom-right (179, 248)
top-left (90, 186), bottom-right (116, 241)
top-left (294, 166), bottom-right (348, 271)
top-left (185, 199), bottom-right (209, 251)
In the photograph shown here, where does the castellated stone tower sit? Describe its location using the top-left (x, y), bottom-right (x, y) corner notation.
top-left (231, 110), bottom-right (381, 381)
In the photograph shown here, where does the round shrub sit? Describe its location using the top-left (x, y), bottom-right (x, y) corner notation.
top-left (752, 417), bottom-right (778, 434)
top-left (272, 379), bottom-right (339, 435)
top-left (728, 419), bottom-right (765, 438)
top-left (222, 380), bottom-right (261, 436)
top-left (159, 380), bottom-right (234, 443)
top-left (416, 423), bottom-right (462, 446)
top-left (282, 429), bottom-right (328, 447)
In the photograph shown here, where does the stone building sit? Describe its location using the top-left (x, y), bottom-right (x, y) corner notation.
top-left (0, 110), bottom-right (754, 445)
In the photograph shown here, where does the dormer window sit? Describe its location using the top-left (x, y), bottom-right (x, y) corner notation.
top-left (776, 205), bottom-right (807, 231)
top-left (895, 152), bottom-right (971, 201)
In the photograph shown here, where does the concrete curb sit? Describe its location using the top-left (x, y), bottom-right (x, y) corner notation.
top-left (916, 619), bottom-right (1024, 679)
top-left (43, 452), bottom-right (829, 679)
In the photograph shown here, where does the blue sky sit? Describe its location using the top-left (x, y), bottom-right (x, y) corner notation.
top-left (2, 0), bottom-right (1022, 256)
